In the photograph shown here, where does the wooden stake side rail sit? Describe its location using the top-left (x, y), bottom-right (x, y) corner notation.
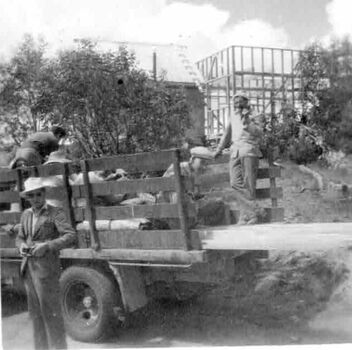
top-left (0, 247), bottom-right (207, 265)
top-left (0, 149), bottom-right (178, 183)
top-left (199, 223), bottom-right (352, 252)
top-left (73, 203), bottom-right (196, 222)
top-left (0, 149), bottom-right (200, 253)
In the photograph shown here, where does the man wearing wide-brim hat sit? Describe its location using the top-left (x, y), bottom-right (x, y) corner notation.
top-left (16, 177), bottom-right (77, 350)
top-left (214, 90), bottom-right (264, 224)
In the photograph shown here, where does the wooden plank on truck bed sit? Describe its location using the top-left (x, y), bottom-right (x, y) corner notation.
top-left (0, 191), bottom-right (20, 203)
top-left (77, 203), bottom-right (196, 220)
top-left (198, 222), bottom-right (352, 251)
top-left (57, 248), bottom-right (206, 264)
top-left (204, 187), bottom-right (283, 201)
top-left (0, 212), bottom-right (21, 225)
top-left (85, 149), bottom-right (175, 173)
top-left (0, 169), bottom-right (17, 183)
top-left (85, 177), bottom-right (176, 197)
top-left (97, 229), bottom-right (202, 250)
top-left (197, 167), bottom-right (281, 188)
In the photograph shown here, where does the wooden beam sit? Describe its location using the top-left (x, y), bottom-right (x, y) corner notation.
top-left (85, 149), bottom-right (174, 173)
top-left (199, 222), bottom-right (352, 252)
top-left (0, 247), bottom-right (207, 264)
top-left (0, 170), bottom-right (16, 182)
top-left (85, 177), bottom-right (176, 197)
top-left (58, 248), bottom-right (207, 264)
top-left (62, 163), bottom-right (75, 228)
top-left (172, 150), bottom-right (193, 250)
top-left (0, 212), bottom-right (21, 225)
top-left (83, 203), bottom-right (197, 220)
top-left (204, 187), bottom-right (283, 201)
top-left (81, 160), bottom-right (100, 250)
top-left (197, 167), bottom-right (281, 188)
top-left (95, 229), bottom-right (202, 250)
top-left (0, 191), bottom-right (20, 203)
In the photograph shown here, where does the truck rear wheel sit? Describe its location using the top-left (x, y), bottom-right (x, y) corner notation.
top-left (60, 266), bottom-right (122, 342)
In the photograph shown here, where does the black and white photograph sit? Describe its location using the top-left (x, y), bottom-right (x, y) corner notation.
top-left (1, 1), bottom-right (352, 349)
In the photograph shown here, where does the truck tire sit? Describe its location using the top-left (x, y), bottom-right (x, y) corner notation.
top-left (60, 266), bottom-right (122, 342)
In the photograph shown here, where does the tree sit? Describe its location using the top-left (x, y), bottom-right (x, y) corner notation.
top-left (0, 34), bottom-right (55, 147)
top-left (53, 40), bottom-right (190, 157)
top-left (297, 38), bottom-right (352, 153)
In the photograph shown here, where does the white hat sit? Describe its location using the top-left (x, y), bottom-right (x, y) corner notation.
top-left (44, 151), bottom-right (71, 164)
top-left (20, 177), bottom-right (46, 197)
top-left (190, 146), bottom-right (214, 160)
top-left (232, 90), bottom-right (249, 100)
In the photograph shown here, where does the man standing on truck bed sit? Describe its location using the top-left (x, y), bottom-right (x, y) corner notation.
top-left (10, 126), bottom-right (67, 168)
top-left (214, 91), bottom-right (264, 225)
top-left (16, 177), bottom-right (77, 350)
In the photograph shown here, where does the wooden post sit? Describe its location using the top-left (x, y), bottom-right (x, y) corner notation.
top-left (153, 50), bottom-right (157, 81)
top-left (172, 150), bottom-right (192, 250)
top-left (62, 163), bottom-right (75, 228)
top-left (261, 48), bottom-right (266, 112)
top-left (232, 46), bottom-right (236, 100)
top-left (291, 50), bottom-right (296, 108)
top-left (80, 160), bottom-right (100, 250)
top-left (16, 169), bottom-right (24, 212)
top-left (268, 152), bottom-right (278, 208)
top-left (240, 46), bottom-right (244, 88)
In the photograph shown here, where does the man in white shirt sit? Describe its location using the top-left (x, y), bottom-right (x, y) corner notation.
top-left (214, 91), bottom-right (264, 224)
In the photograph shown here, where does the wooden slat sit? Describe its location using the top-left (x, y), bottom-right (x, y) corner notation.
top-left (81, 160), bottom-right (100, 250)
top-left (46, 187), bottom-right (66, 201)
top-left (256, 187), bottom-right (283, 200)
top-left (87, 177), bottom-right (176, 197)
top-left (62, 163), bottom-right (75, 227)
top-left (197, 167), bottom-right (281, 189)
top-left (199, 222), bottom-right (352, 252)
top-left (37, 163), bottom-right (65, 177)
top-left (0, 182), bottom-right (15, 190)
top-left (74, 208), bottom-right (85, 222)
top-left (97, 229), bottom-right (202, 250)
top-left (0, 169), bottom-right (17, 182)
top-left (204, 187), bottom-right (283, 201)
top-left (0, 212), bottom-right (21, 224)
top-left (15, 169), bottom-right (24, 211)
top-left (37, 162), bottom-right (81, 177)
top-left (229, 207), bottom-right (284, 224)
top-left (58, 248), bottom-right (207, 264)
top-left (264, 207), bottom-right (284, 222)
top-left (89, 203), bottom-right (196, 220)
top-left (85, 149), bottom-right (175, 173)
top-left (172, 149), bottom-right (193, 250)
top-left (0, 191), bottom-right (20, 203)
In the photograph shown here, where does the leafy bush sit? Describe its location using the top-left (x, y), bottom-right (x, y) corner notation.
top-left (0, 36), bottom-right (191, 158)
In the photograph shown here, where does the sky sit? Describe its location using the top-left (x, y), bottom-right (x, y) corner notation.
top-left (1, 0), bottom-right (352, 62)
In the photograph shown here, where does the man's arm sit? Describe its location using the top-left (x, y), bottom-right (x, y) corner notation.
top-left (47, 208), bottom-right (77, 251)
top-left (15, 214), bottom-right (29, 255)
top-left (214, 123), bottom-right (232, 157)
top-left (243, 113), bottom-right (264, 138)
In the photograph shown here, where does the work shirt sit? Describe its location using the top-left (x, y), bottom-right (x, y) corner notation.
top-left (30, 203), bottom-right (49, 237)
top-left (217, 108), bottom-right (263, 158)
top-left (22, 132), bottom-right (59, 159)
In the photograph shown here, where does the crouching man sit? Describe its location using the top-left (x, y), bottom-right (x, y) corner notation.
top-left (16, 177), bottom-right (77, 350)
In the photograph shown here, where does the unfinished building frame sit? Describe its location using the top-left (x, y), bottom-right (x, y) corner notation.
top-left (196, 45), bottom-right (304, 137)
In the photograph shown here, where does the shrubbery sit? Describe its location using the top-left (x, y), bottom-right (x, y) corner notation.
top-left (0, 36), bottom-right (191, 158)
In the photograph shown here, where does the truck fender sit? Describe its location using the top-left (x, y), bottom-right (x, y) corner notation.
top-left (108, 263), bottom-right (148, 313)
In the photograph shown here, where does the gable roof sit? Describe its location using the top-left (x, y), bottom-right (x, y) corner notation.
top-left (97, 41), bottom-right (203, 85)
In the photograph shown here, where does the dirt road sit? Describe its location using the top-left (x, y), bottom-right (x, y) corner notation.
top-left (2, 249), bottom-right (352, 349)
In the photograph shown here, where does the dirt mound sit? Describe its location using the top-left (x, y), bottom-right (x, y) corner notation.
top-left (200, 250), bottom-right (349, 330)
top-left (251, 250), bottom-right (349, 324)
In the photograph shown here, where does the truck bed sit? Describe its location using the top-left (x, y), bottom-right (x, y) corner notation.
top-left (197, 222), bottom-right (352, 251)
